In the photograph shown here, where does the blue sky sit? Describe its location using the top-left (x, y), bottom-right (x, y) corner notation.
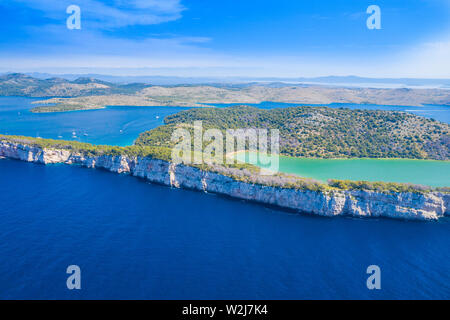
top-left (0, 0), bottom-right (449, 77)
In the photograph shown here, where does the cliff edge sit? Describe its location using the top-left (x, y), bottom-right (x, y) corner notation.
top-left (1, 139), bottom-right (448, 221)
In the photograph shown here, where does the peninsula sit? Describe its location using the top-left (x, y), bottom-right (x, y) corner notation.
top-left (0, 135), bottom-right (448, 220)
top-left (0, 106), bottom-right (449, 220)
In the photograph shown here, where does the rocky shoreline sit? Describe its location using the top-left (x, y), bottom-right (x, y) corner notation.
top-left (1, 140), bottom-right (449, 221)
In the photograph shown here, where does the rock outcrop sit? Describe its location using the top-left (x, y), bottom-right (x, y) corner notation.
top-left (1, 140), bottom-right (448, 221)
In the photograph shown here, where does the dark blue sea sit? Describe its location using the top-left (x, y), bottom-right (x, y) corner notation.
top-left (0, 97), bottom-right (449, 299)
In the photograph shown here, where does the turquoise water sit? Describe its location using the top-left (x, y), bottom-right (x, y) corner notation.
top-left (0, 97), bottom-right (450, 299)
top-left (237, 153), bottom-right (450, 187)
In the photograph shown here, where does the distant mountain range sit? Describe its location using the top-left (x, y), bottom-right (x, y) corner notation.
top-left (3, 72), bottom-right (450, 88)
top-left (0, 73), bottom-right (150, 97)
top-left (1, 73), bottom-right (449, 113)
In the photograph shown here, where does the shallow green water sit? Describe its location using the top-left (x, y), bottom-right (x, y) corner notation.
top-left (236, 152), bottom-right (450, 187)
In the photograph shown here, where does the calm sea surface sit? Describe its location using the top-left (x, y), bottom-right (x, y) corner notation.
top-left (0, 97), bottom-right (190, 146)
top-left (0, 97), bottom-right (449, 299)
top-left (237, 153), bottom-right (450, 187)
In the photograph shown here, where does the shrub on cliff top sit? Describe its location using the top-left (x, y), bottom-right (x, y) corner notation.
top-left (1, 135), bottom-right (447, 194)
top-left (327, 179), bottom-right (434, 194)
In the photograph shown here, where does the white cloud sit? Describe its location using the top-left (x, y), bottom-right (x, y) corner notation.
top-left (15, 0), bottom-right (185, 27)
top-left (1, 1), bottom-right (218, 73)
top-left (4, 1), bottom-right (450, 78)
top-left (0, 22), bottom-right (220, 71)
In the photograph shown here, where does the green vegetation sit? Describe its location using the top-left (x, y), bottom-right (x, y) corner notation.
top-left (328, 179), bottom-right (449, 194)
top-left (1, 134), bottom-right (448, 194)
top-left (136, 106), bottom-right (450, 160)
top-left (0, 134), bottom-right (173, 160)
top-left (30, 104), bottom-right (106, 113)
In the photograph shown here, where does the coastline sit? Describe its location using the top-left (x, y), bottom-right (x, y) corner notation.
top-left (231, 150), bottom-right (450, 162)
top-left (1, 138), bottom-right (448, 221)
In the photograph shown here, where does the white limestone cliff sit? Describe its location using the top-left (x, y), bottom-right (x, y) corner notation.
top-left (1, 140), bottom-right (448, 221)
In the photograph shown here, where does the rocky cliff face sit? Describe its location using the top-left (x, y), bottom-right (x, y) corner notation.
top-left (1, 140), bottom-right (448, 221)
